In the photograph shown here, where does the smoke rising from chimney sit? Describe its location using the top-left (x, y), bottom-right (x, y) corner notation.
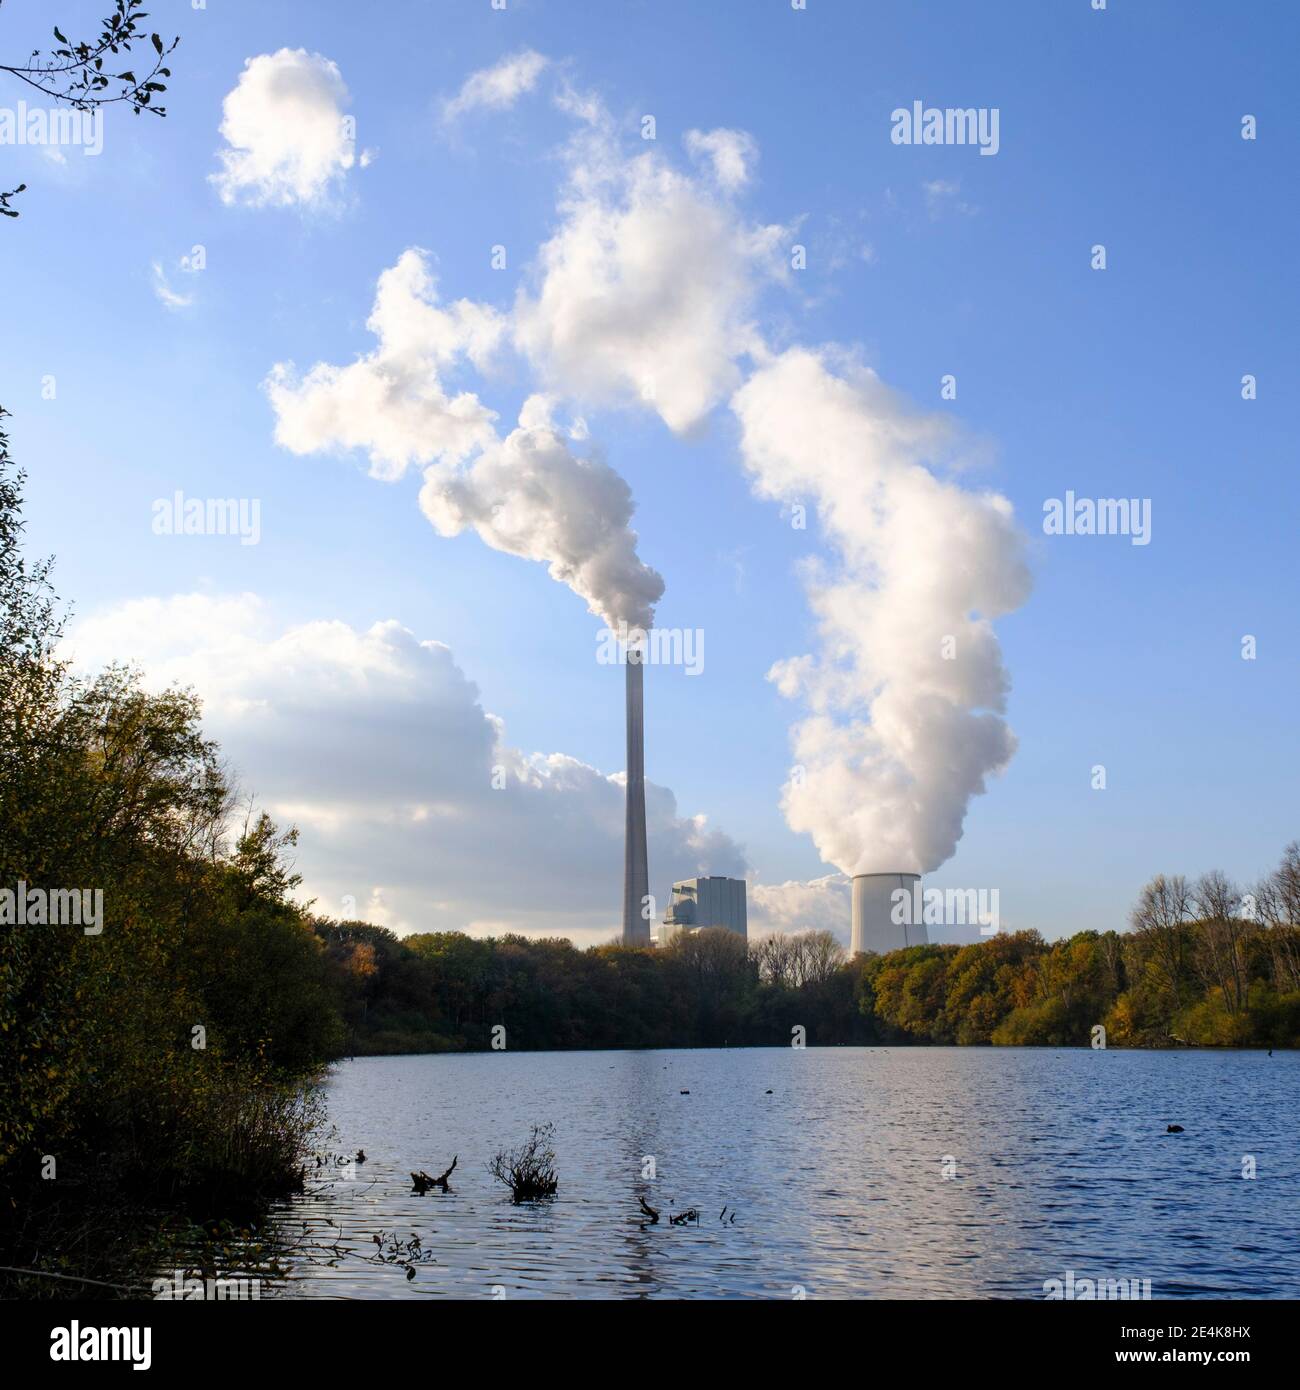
top-left (265, 252), bottom-right (663, 632)
top-left (420, 395), bottom-right (663, 630)
top-left (732, 347), bottom-right (1031, 877)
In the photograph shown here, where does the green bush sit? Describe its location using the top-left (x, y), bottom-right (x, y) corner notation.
top-left (991, 997), bottom-right (1073, 1046)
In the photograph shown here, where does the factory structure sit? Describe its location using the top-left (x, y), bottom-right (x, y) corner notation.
top-left (618, 629), bottom-right (920, 956)
top-left (620, 636), bottom-right (748, 949)
top-left (851, 872), bottom-right (928, 955)
top-left (621, 640), bottom-right (651, 946)
top-left (655, 875), bottom-right (748, 946)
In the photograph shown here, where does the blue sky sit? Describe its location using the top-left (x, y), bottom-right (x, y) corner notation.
top-left (2, 0), bottom-right (1296, 943)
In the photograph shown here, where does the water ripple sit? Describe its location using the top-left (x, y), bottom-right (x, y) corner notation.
top-left (173, 1047), bottom-right (1300, 1299)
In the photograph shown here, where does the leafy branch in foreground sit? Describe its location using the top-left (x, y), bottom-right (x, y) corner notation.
top-left (0, 1), bottom-right (180, 219)
top-left (0, 0), bottom-right (178, 115)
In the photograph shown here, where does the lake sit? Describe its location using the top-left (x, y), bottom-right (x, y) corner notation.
top-left (233, 1047), bottom-right (1299, 1299)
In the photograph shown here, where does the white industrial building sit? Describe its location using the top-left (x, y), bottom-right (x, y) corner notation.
top-left (850, 872), bottom-right (929, 954)
top-left (656, 876), bottom-right (748, 945)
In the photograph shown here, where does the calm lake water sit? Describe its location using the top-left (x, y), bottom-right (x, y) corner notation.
top-left (234, 1047), bottom-right (1299, 1299)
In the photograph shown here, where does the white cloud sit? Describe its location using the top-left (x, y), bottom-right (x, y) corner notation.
top-left (211, 49), bottom-right (357, 208)
top-left (732, 347), bottom-right (1030, 877)
top-left (514, 135), bottom-right (789, 434)
top-left (684, 127), bottom-right (758, 191)
top-left (443, 49), bottom-right (549, 121)
top-left (923, 178), bottom-right (975, 219)
top-left (749, 873), bottom-right (852, 944)
top-left (265, 248), bottom-right (505, 480)
top-left (552, 77), bottom-right (603, 126)
top-left (62, 594), bottom-right (745, 942)
top-left (151, 260), bottom-right (194, 311)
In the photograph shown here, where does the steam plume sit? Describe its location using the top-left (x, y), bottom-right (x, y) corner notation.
top-left (419, 395), bottom-right (663, 630)
top-left (265, 252), bottom-right (662, 629)
top-left (732, 347), bottom-right (1030, 875)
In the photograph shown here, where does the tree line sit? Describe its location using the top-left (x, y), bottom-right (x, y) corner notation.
top-left (318, 847), bottom-right (1300, 1056)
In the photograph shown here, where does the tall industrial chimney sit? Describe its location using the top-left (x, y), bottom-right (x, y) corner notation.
top-left (851, 872), bottom-right (926, 955)
top-left (622, 642), bottom-right (651, 946)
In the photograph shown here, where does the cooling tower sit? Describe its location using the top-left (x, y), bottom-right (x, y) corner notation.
top-left (622, 646), bottom-right (651, 946)
top-left (851, 872), bottom-right (926, 955)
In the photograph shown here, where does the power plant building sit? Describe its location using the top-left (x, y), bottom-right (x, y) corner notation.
top-left (621, 645), bottom-right (651, 946)
top-left (658, 876), bottom-right (748, 944)
top-left (851, 872), bottom-right (928, 955)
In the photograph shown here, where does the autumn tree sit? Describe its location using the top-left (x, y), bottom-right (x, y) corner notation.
top-left (1129, 873), bottom-right (1193, 1017)
top-left (1252, 843), bottom-right (1300, 993)
top-left (1191, 870), bottom-right (1252, 1015)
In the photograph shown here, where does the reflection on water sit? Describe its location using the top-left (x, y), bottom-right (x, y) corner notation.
top-left (194, 1047), bottom-right (1300, 1299)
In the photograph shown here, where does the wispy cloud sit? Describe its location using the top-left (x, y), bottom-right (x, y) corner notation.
top-left (923, 178), bottom-right (976, 219)
top-left (443, 50), bottom-right (549, 122)
top-left (151, 260), bottom-right (194, 311)
top-left (685, 127), bottom-right (758, 191)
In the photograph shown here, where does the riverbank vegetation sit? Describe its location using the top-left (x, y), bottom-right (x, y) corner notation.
top-left (1, 415), bottom-right (337, 1291)
top-left (320, 851), bottom-right (1300, 1054)
top-left (862, 860), bottom-right (1300, 1048)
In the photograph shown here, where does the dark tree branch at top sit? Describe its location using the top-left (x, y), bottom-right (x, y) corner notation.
top-left (0, 0), bottom-right (180, 218)
top-left (0, 0), bottom-right (178, 113)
